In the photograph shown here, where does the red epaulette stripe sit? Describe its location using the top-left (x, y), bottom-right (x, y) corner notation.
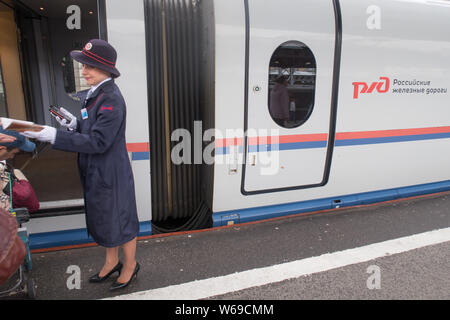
top-left (86, 93), bottom-right (105, 110)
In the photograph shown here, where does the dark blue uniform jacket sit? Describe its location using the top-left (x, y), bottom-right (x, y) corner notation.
top-left (53, 80), bottom-right (139, 247)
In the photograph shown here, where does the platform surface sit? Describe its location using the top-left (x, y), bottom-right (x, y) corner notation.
top-left (1, 191), bottom-right (449, 301)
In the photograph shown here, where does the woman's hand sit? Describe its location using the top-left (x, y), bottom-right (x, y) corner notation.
top-left (22, 126), bottom-right (57, 144)
top-left (55, 107), bottom-right (77, 130)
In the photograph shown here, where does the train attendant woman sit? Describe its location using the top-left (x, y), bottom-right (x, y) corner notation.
top-left (23, 39), bottom-right (140, 291)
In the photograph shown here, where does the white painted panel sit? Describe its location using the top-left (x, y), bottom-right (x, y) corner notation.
top-left (338, 0), bottom-right (450, 132)
top-left (213, 0), bottom-right (247, 212)
top-left (26, 214), bottom-right (86, 234)
top-left (106, 0), bottom-right (151, 221)
top-left (244, 0), bottom-right (336, 191)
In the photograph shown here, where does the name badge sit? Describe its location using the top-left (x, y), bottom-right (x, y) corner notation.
top-left (81, 108), bottom-right (88, 120)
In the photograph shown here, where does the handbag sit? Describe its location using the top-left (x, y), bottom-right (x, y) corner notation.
top-left (0, 207), bottom-right (26, 286)
top-left (1, 164), bottom-right (39, 213)
top-left (11, 179), bottom-right (40, 213)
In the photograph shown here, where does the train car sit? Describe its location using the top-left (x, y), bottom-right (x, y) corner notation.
top-left (0, 0), bottom-right (449, 251)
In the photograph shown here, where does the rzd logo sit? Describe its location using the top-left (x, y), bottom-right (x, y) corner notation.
top-left (352, 77), bottom-right (390, 99)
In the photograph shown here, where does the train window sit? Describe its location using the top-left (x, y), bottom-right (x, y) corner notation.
top-left (268, 41), bottom-right (316, 128)
top-left (62, 56), bottom-right (90, 100)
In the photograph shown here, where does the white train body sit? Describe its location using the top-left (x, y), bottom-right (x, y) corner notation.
top-left (1, 0), bottom-right (448, 249)
top-left (212, 0), bottom-right (450, 225)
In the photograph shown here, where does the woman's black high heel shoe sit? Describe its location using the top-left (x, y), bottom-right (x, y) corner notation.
top-left (110, 262), bottom-right (140, 291)
top-left (89, 261), bottom-right (123, 283)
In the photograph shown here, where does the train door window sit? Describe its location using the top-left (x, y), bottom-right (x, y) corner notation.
top-left (0, 60), bottom-right (7, 117)
top-left (62, 56), bottom-right (90, 100)
top-left (268, 41), bottom-right (316, 128)
top-left (18, 0), bottom-right (101, 106)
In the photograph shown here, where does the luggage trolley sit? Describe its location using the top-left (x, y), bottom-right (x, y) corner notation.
top-left (0, 208), bottom-right (36, 299)
top-left (0, 142), bottom-right (48, 299)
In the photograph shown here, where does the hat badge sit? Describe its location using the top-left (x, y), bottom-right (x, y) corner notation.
top-left (84, 42), bottom-right (93, 51)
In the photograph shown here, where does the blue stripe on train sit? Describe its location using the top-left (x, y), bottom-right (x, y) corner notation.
top-left (336, 132), bottom-right (450, 147)
top-left (212, 180), bottom-right (450, 227)
top-left (29, 180), bottom-right (450, 250)
top-left (215, 141), bottom-right (327, 155)
top-left (29, 221), bottom-right (152, 250)
top-left (214, 132), bottom-right (450, 154)
top-left (132, 152), bottom-right (150, 161)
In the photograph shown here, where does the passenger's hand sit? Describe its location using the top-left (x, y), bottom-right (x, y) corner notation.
top-left (22, 126), bottom-right (57, 144)
top-left (0, 133), bottom-right (16, 143)
top-left (55, 107), bottom-right (77, 130)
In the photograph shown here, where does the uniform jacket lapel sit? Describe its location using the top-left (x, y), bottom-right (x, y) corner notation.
top-left (89, 80), bottom-right (114, 101)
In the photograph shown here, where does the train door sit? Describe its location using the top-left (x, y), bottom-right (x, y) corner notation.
top-left (242, 0), bottom-right (341, 194)
top-left (1, 0), bottom-right (103, 209)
